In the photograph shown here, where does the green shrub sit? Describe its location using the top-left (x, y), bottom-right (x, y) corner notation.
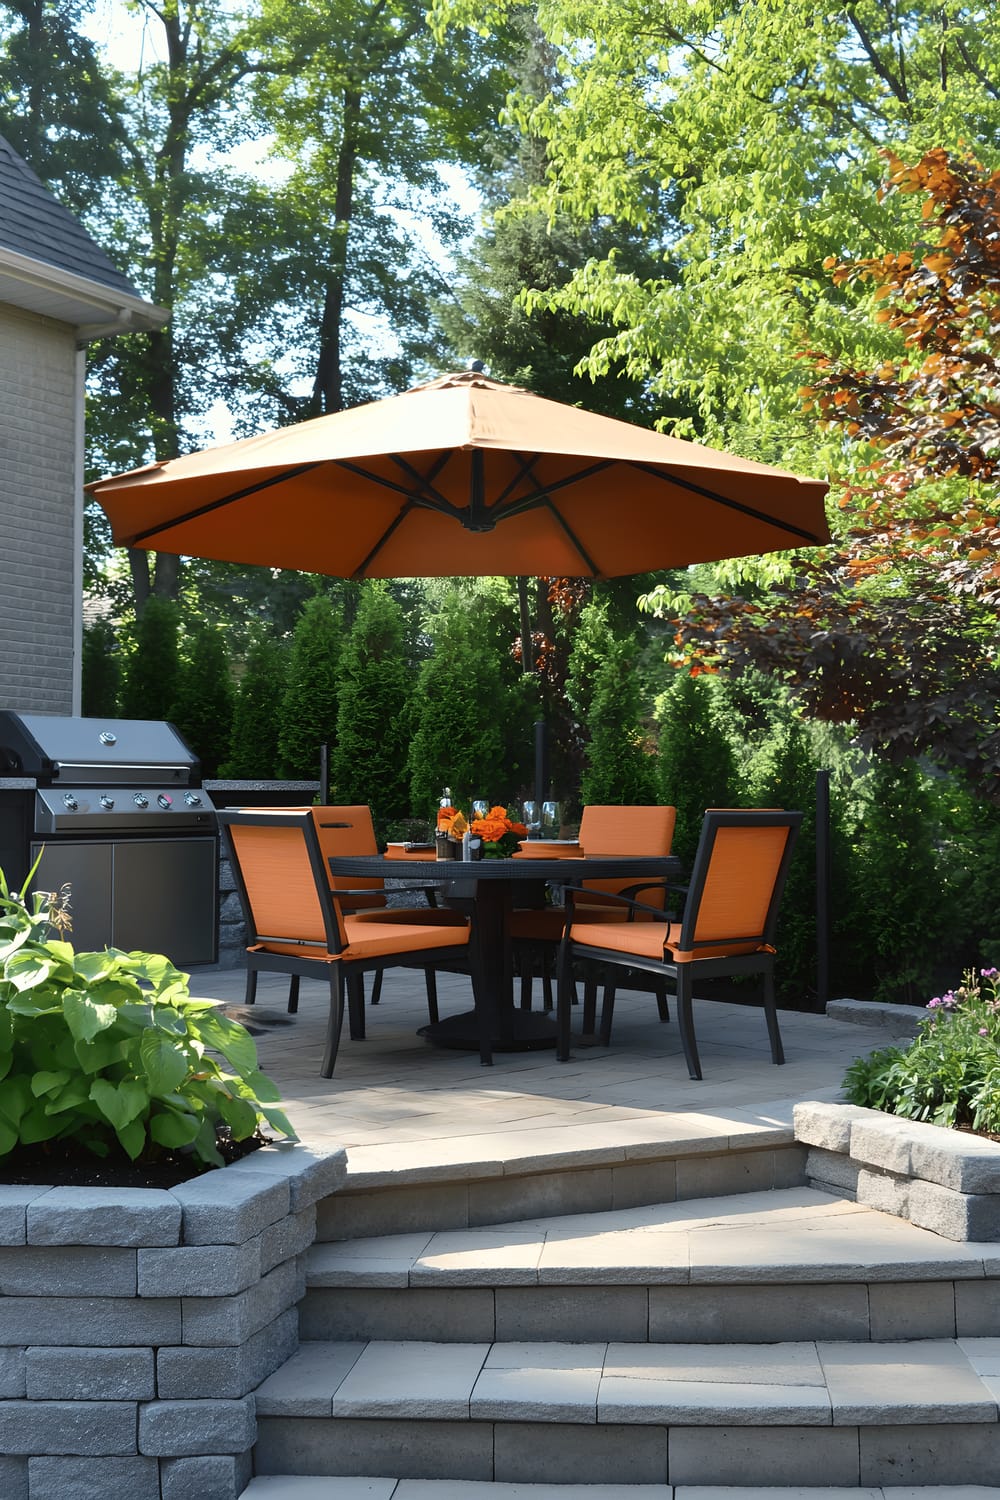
top-left (120, 596), bottom-right (181, 721)
top-left (332, 583), bottom-right (414, 829)
top-left (278, 593), bottom-right (343, 778)
top-left (0, 866), bottom-right (295, 1170)
top-left (843, 966), bottom-right (1000, 1132)
top-left (407, 590), bottom-right (507, 816)
top-left (853, 758), bottom-right (945, 1003)
top-left (656, 671), bottom-right (737, 866)
top-left (81, 618), bottom-right (122, 717)
top-left (222, 629), bottom-right (287, 778)
top-left (170, 624), bottom-right (234, 777)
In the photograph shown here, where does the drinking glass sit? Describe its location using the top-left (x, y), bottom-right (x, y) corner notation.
top-left (541, 800), bottom-right (560, 837)
top-left (472, 799), bottom-right (489, 821)
top-left (522, 800), bottom-right (540, 837)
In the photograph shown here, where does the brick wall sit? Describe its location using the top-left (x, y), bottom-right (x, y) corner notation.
top-left (0, 304), bottom-right (79, 713)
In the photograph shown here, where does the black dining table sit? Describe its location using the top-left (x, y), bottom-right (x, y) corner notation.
top-left (326, 852), bottom-right (681, 1059)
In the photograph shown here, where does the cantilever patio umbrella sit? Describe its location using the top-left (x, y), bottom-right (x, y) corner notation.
top-left (87, 370), bottom-right (830, 577)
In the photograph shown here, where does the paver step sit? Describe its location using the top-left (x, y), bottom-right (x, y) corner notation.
top-left (241, 1482), bottom-right (1000, 1499)
top-left (302, 1186), bottom-right (1000, 1345)
top-left (250, 1334), bottom-right (1000, 1487)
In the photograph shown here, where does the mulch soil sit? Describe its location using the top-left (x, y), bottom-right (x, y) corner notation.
top-left (0, 1132), bottom-right (269, 1189)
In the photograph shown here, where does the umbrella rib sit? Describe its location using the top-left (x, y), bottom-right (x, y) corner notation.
top-left (629, 461), bottom-right (827, 544)
top-left (124, 463), bottom-right (325, 546)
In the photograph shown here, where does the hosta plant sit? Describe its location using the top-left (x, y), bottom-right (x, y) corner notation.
top-left (843, 967), bottom-right (1000, 1134)
top-left (0, 862), bottom-right (296, 1170)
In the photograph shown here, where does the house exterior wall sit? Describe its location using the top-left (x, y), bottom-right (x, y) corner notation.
top-left (0, 302), bottom-right (81, 713)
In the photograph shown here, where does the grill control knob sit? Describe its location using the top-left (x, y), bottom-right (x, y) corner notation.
top-left (99, 795), bottom-right (114, 811)
top-left (157, 793), bottom-right (173, 809)
top-left (133, 793), bottom-right (149, 809)
top-left (62, 793), bottom-right (78, 811)
top-left (183, 792), bottom-right (202, 807)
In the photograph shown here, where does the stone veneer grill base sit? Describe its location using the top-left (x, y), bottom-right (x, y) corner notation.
top-left (795, 1100), bottom-right (1000, 1240)
top-left (0, 1141), bottom-right (345, 1500)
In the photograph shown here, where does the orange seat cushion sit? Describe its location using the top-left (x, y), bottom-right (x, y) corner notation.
top-left (252, 919), bottom-right (470, 963)
top-left (569, 920), bottom-right (768, 964)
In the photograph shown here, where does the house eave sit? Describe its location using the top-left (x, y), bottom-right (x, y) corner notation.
top-left (0, 245), bottom-right (168, 340)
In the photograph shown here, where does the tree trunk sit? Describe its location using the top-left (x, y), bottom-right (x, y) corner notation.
top-left (312, 87), bottom-right (362, 415)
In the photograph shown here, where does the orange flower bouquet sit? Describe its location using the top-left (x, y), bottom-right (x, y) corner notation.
top-left (470, 805), bottom-right (528, 859)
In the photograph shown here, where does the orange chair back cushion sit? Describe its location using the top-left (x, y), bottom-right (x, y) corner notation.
top-left (229, 822), bottom-right (345, 947)
top-left (578, 804), bottom-right (676, 914)
top-left (692, 824), bottom-right (791, 944)
top-left (310, 806), bottom-right (386, 911)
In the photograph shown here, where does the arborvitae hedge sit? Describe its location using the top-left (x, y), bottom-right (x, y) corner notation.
top-left (407, 591), bottom-right (507, 818)
top-left (222, 630), bottom-right (286, 778)
top-left (656, 671), bottom-right (736, 866)
top-left (278, 594), bottom-right (342, 779)
top-left (170, 625), bottom-right (234, 777)
top-left (332, 584), bottom-right (413, 829)
top-left (120, 597), bottom-right (181, 723)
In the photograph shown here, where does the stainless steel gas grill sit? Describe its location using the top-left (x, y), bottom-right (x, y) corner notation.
top-left (0, 712), bottom-right (218, 964)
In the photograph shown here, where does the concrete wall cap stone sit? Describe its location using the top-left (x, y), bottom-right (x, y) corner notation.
top-left (27, 1188), bottom-right (181, 1247)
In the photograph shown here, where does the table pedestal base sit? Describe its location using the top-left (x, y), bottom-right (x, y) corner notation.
top-left (418, 1010), bottom-right (557, 1053)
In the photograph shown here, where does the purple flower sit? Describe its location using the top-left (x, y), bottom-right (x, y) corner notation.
top-left (980, 1028), bottom-right (990, 1037)
top-left (981, 967), bottom-right (999, 979)
top-left (927, 997), bottom-right (943, 1009)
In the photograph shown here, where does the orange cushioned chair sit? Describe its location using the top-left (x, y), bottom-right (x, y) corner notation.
top-left (556, 808), bottom-right (802, 1079)
top-left (236, 805), bottom-right (465, 1022)
top-left (509, 804), bottom-right (677, 1023)
top-left (218, 808), bottom-right (488, 1075)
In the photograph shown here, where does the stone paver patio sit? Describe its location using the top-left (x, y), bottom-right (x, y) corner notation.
top-left (193, 965), bottom-right (895, 1177)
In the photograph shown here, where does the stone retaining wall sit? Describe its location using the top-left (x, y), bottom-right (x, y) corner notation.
top-left (795, 1100), bottom-right (1000, 1242)
top-left (0, 1142), bottom-right (344, 1499)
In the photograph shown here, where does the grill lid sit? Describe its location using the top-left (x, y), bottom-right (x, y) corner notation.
top-left (0, 712), bottom-right (200, 786)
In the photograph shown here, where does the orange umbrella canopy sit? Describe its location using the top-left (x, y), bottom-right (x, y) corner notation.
top-left (87, 371), bottom-right (831, 579)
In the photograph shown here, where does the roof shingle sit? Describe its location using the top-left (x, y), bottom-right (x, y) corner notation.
top-left (0, 132), bottom-right (142, 298)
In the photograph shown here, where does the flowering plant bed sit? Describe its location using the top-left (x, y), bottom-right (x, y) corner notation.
top-left (843, 967), bottom-right (1000, 1134)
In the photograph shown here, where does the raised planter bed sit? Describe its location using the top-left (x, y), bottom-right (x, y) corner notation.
top-left (795, 1099), bottom-right (1000, 1241)
top-left (0, 1141), bottom-right (344, 1500)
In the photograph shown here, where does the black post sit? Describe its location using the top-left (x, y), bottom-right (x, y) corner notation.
top-left (533, 720), bottom-right (548, 837)
top-left (319, 743), bottom-right (329, 806)
top-left (816, 768), bottom-right (831, 1013)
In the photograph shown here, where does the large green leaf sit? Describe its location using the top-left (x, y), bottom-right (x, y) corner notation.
top-left (194, 1011), bottom-right (258, 1075)
top-left (44, 1079), bottom-right (93, 1115)
top-left (90, 1077), bottom-right (150, 1130)
top-left (243, 1068), bottom-right (283, 1103)
top-left (19, 1102), bottom-right (66, 1144)
top-left (216, 1090), bottom-right (258, 1139)
top-left (4, 952), bottom-right (55, 992)
top-left (149, 1108), bottom-right (201, 1148)
top-left (115, 1115), bottom-right (147, 1160)
top-left (0, 1117), bottom-right (19, 1154)
top-left (149, 1005), bottom-right (188, 1037)
top-left (258, 1104), bottom-right (297, 1140)
top-left (31, 1069), bottom-right (71, 1098)
top-left (0, 1075), bottom-right (32, 1128)
top-left (139, 1030), bottom-right (190, 1096)
top-left (62, 993), bottom-right (120, 1043)
top-left (74, 1032), bottom-right (129, 1075)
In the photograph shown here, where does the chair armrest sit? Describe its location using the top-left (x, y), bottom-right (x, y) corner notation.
top-left (563, 884), bottom-right (668, 924)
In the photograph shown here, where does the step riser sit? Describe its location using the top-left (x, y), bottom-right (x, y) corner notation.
top-left (253, 1415), bottom-right (1000, 1487)
top-left (318, 1145), bottom-right (808, 1242)
top-left (300, 1277), bottom-right (1000, 1345)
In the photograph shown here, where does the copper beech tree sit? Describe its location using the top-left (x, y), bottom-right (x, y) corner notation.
top-left (668, 149), bottom-right (1000, 800)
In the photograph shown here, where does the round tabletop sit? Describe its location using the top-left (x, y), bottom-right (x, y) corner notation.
top-left (327, 853), bottom-right (680, 881)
